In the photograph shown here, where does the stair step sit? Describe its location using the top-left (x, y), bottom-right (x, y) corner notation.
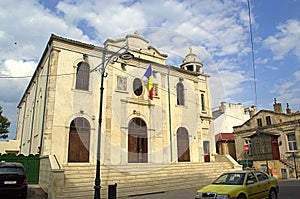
top-left (57, 157), bottom-right (241, 199)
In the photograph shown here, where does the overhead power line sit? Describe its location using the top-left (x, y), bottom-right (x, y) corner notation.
top-left (0, 73), bottom-right (76, 79)
top-left (247, 0), bottom-right (258, 107)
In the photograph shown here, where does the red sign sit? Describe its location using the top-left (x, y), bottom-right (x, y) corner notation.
top-left (244, 145), bottom-right (249, 152)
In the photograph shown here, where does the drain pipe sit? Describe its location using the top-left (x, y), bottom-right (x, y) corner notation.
top-left (167, 65), bottom-right (173, 162)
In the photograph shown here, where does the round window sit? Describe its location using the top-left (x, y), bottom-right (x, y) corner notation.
top-left (133, 78), bottom-right (143, 96)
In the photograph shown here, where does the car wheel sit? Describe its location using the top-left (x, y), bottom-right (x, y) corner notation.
top-left (21, 192), bottom-right (27, 199)
top-left (237, 194), bottom-right (247, 199)
top-left (268, 189), bottom-right (277, 199)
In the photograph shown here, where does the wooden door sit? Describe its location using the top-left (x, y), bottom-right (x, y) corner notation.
top-left (128, 134), bottom-right (138, 163)
top-left (203, 141), bottom-right (210, 162)
top-left (271, 136), bottom-right (280, 160)
top-left (68, 118), bottom-right (90, 162)
top-left (128, 118), bottom-right (148, 163)
top-left (177, 127), bottom-right (190, 162)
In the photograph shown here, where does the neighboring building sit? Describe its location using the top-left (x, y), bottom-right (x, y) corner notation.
top-left (213, 102), bottom-right (252, 159)
top-left (0, 140), bottom-right (19, 154)
top-left (16, 33), bottom-right (219, 198)
top-left (215, 133), bottom-right (236, 159)
top-left (234, 99), bottom-right (300, 178)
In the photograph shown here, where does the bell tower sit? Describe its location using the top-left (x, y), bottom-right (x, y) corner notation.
top-left (180, 47), bottom-right (203, 73)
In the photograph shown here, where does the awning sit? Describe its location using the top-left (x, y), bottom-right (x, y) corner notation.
top-left (239, 160), bottom-right (253, 165)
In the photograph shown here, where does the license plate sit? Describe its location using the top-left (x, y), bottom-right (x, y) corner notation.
top-left (4, 181), bottom-right (17, 184)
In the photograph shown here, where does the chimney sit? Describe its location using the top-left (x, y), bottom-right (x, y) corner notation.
top-left (244, 106), bottom-right (256, 118)
top-left (286, 103), bottom-right (292, 114)
top-left (221, 102), bottom-right (226, 113)
top-left (249, 106), bottom-right (256, 117)
top-left (273, 98), bottom-right (282, 113)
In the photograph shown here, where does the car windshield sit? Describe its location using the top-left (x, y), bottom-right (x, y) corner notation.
top-left (212, 173), bottom-right (245, 185)
top-left (0, 167), bottom-right (24, 175)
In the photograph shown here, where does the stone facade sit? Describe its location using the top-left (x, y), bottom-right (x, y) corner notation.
top-left (16, 33), bottom-right (214, 167)
top-left (233, 99), bottom-right (300, 177)
top-left (0, 140), bottom-right (19, 154)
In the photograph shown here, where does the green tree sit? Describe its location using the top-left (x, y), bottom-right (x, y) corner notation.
top-left (0, 105), bottom-right (10, 139)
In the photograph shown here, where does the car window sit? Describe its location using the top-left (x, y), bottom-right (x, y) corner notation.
top-left (255, 171), bottom-right (269, 181)
top-left (213, 173), bottom-right (245, 185)
top-left (246, 172), bottom-right (257, 184)
top-left (213, 174), bottom-right (227, 184)
top-left (0, 167), bottom-right (25, 175)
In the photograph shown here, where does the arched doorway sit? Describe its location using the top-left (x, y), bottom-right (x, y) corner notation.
top-left (177, 127), bottom-right (190, 162)
top-left (128, 118), bottom-right (148, 163)
top-left (68, 117), bottom-right (90, 162)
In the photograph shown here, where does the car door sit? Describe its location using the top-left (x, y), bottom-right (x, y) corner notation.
top-left (254, 171), bottom-right (270, 198)
top-left (246, 172), bottom-right (260, 199)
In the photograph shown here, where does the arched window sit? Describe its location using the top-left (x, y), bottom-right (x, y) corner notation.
top-left (68, 117), bottom-right (90, 162)
top-left (128, 118), bottom-right (148, 163)
top-left (176, 82), bottom-right (184, 105)
top-left (201, 93), bottom-right (205, 111)
top-left (75, 62), bottom-right (90, 90)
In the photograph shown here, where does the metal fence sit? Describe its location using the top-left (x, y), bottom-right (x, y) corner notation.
top-left (0, 154), bottom-right (40, 184)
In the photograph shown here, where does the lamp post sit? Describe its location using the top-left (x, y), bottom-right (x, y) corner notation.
top-left (293, 152), bottom-right (298, 179)
top-left (265, 139), bottom-right (269, 174)
top-left (265, 152), bottom-right (269, 174)
top-left (93, 44), bottom-right (133, 199)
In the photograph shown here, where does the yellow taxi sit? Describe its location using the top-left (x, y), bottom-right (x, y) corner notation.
top-left (195, 170), bottom-right (279, 199)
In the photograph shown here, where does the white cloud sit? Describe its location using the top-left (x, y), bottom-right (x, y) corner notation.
top-left (265, 65), bottom-right (279, 71)
top-left (1, 60), bottom-right (36, 77)
top-left (270, 80), bottom-right (298, 104)
top-left (55, 0), bottom-right (250, 58)
top-left (294, 71), bottom-right (300, 81)
top-left (218, 70), bottom-right (250, 96)
top-left (0, 60), bottom-right (35, 103)
top-left (56, 0), bottom-right (147, 40)
top-left (0, 0), bottom-right (91, 61)
top-left (263, 19), bottom-right (300, 60)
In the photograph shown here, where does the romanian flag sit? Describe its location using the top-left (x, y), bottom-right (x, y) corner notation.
top-left (143, 65), bottom-right (153, 100)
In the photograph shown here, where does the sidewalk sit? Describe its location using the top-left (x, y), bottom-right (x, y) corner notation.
top-left (28, 184), bottom-right (48, 199)
top-left (119, 187), bottom-right (199, 199)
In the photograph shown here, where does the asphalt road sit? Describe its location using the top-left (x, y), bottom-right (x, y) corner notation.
top-left (25, 179), bottom-right (300, 199)
top-left (277, 178), bottom-right (300, 199)
top-left (120, 179), bottom-right (300, 199)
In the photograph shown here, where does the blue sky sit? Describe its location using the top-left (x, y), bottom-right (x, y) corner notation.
top-left (0, 0), bottom-right (300, 140)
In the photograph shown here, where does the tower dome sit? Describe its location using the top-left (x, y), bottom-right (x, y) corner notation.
top-left (180, 47), bottom-right (203, 73)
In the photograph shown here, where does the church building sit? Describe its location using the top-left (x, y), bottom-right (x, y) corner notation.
top-left (16, 32), bottom-right (218, 198)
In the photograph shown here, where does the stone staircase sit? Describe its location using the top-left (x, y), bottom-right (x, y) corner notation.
top-left (279, 158), bottom-right (300, 178)
top-left (57, 156), bottom-right (240, 199)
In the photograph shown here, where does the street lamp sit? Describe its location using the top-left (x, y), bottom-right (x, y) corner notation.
top-left (264, 138), bottom-right (269, 174)
top-left (293, 152), bottom-right (298, 179)
top-left (93, 45), bottom-right (134, 199)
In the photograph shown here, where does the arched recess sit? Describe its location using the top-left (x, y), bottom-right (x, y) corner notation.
top-left (177, 127), bottom-right (190, 162)
top-left (75, 61), bottom-right (90, 90)
top-left (128, 118), bottom-right (148, 163)
top-left (68, 117), bottom-right (90, 162)
top-left (176, 82), bottom-right (185, 105)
